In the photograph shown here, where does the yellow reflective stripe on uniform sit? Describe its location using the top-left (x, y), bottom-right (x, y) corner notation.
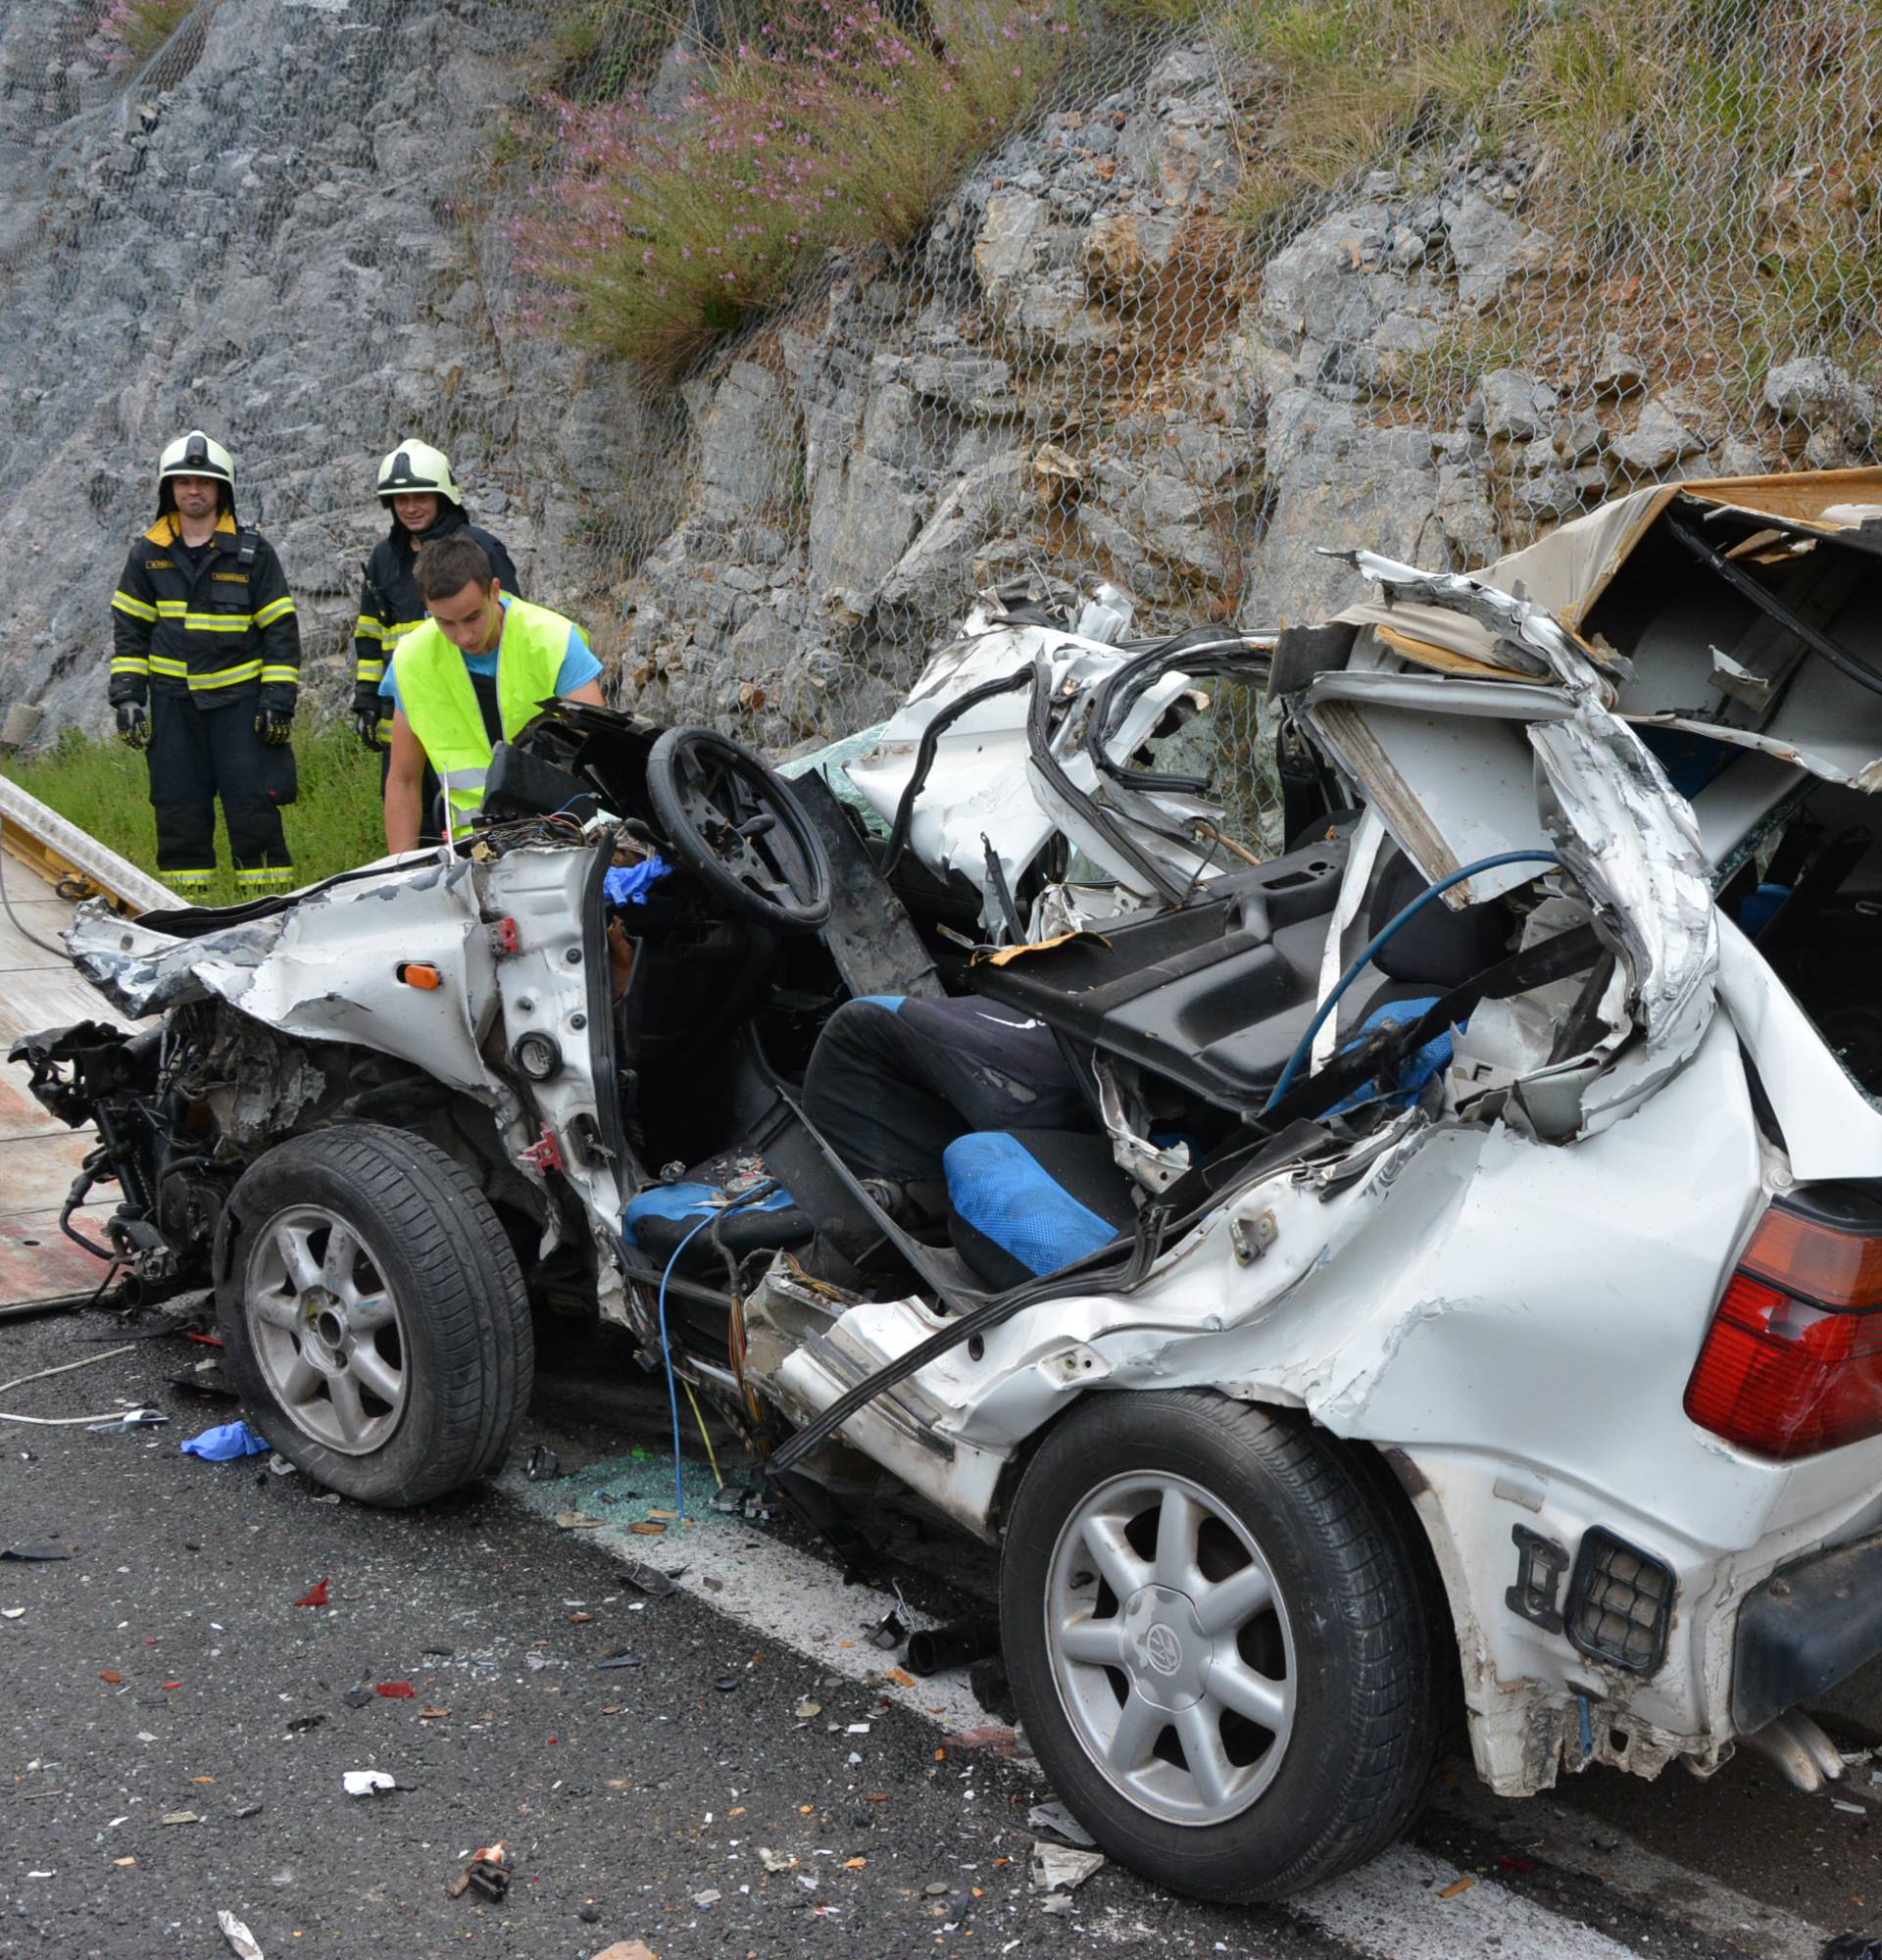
top-left (236, 865), bottom-right (294, 885)
top-left (384, 618), bottom-right (426, 642)
top-left (149, 656), bottom-right (189, 677)
top-left (110, 657), bottom-right (151, 675)
top-left (260, 664), bottom-right (299, 684)
top-left (166, 870), bottom-right (216, 889)
top-left (253, 596), bottom-right (296, 628)
top-left (355, 617), bottom-right (386, 643)
top-left (187, 661), bottom-right (264, 691)
top-left (355, 658), bottom-right (387, 683)
top-left (154, 600), bottom-right (187, 616)
top-left (182, 612), bottom-right (253, 632)
top-left (111, 590), bottom-right (159, 621)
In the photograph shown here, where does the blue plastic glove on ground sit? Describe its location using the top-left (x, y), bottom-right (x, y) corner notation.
top-left (180, 1419), bottom-right (270, 1461)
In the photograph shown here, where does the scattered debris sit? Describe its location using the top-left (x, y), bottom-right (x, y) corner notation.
top-left (1027, 1801), bottom-right (1096, 1848)
top-left (524, 1445), bottom-right (562, 1481)
top-left (284, 1714), bottom-right (323, 1735)
top-left (0, 1607), bottom-right (23, 1620)
top-left (1029, 1839), bottom-right (1105, 1893)
top-left (341, 1770), bottom-right (397, 1798)
top-left (1438, 1876), bottom-right (1477, 1899)
top-left (99, 1669), bottom-right (122, 1685)
top-left (342, 1687), bottom-right (372, 1709)
top-left (908, 1621), bottom-right (1002, 1677)
top-left (794, 1700), bottom-right (821, 1721)
top-left (555, 1510), bottom-right (605, 1530)
top-left (294, 1581), bottom-right (328, 1608)
top-left (1822, 1939), bottom-right (1882, 1959)
top-left (866, 1609), bottom-right (908, 1651)
top-left (621, 1561), bottom-right (677, 1596)
top-left (941, 1725), bottom-right (1026, 1758)
top-left (376, 1682), bottom-right (416, 1699)
top-left (759, 1847), bottom-right (797, 1872)
top-left (169, 1362), bottom-right (239, 1402)
top-left (713, 1674), bottom-right (739, 1692)
top-left (180, 1421), bottom-right (269, 1461)
top-left (589, 1944), bottom-right (658, 1960)
top-left (266, 1453), bottom-right (297, 1477)
top-left (597, 1653), bottom-right (644, 1671)
top-left (626, 1521), bottom-right (666, 1537)
top-left (693, 1887), bottom-right (721, 1905)
top-left (447, 1842), bottom-right (510, 1902)
top-left (420, 1707), bottom-right (450, 1719)
top-left (217, 1910), bottom-right (265, 1959)
top-left (0, 1540), bottom-right (71, 1561)
top-left (159, 1810), bottom-right (201, 1827)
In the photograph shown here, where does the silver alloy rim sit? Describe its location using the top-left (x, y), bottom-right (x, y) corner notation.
top-left (244, 1204), bottom-right (409, 1456)
top-left (1043, 1470), bottom-right (1296, 1826)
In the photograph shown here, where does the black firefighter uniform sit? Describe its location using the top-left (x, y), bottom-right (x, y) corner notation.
top-left (109, 513), bottom-right (300, 895)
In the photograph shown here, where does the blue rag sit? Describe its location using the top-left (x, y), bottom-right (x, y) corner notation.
top-left (605, 855), bottom-right (670, 906)
top-left (180, 1419), bottom-right (270, 1462)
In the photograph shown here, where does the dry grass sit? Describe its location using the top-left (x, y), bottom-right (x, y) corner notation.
top-left (519, 0), bottom-right (1077, 378)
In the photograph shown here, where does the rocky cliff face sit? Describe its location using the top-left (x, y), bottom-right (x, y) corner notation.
top-left (0, 0), bottom-right (1873, 751)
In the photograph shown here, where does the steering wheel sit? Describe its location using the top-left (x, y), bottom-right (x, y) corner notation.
top-left (645, 726), bottom-right (833, 936)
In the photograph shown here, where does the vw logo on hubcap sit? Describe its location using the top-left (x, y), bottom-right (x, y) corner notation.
top-left (1143, 1623), bottom-right (1183, 1676)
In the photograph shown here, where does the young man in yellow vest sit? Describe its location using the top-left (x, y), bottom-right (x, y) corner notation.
top-left (381, 535), bottom-right (606, 853)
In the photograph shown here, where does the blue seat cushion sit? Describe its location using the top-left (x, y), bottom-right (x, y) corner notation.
top-left (943, 1130), bottom-right (1136, 1291)
top-left (624, 1178), bottom-right (812, 1274)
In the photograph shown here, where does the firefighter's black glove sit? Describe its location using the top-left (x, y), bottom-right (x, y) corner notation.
top-left (352, 694), bottom-right (385, 753)
top-left (115, 702), bottom-right (148, 751)
top-left (256, 706), bottom-right (295, 748)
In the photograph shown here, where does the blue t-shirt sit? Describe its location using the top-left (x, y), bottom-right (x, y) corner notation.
top-left (378, 596), bottom-right (601, 712)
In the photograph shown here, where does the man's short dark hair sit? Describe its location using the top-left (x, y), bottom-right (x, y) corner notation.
top-left (417, 535), bottom-right (493, 602)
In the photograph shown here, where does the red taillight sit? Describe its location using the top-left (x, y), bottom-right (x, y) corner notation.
top-left (1685, 1206), bottom-right (1882, 1459)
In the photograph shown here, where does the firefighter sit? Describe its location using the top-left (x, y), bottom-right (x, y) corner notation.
top-left (381, 533), bottom-right (605, 854)
top-left (108, 430), bottom-right (299, 897)
top-left (353, 441), bottom-right (520, 847)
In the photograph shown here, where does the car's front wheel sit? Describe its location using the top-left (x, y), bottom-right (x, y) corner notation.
top-left (218, 1124), bottom-right (533, 1507)
top-left (1000, 1391), bottom-right (1442, 1902)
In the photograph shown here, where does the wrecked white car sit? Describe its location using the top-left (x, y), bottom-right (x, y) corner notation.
top-left (17, 469), bottom-right (1882, 1903)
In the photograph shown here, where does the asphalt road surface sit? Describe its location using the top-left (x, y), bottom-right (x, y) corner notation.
top-left (0, 1302), bottom-right (1877, 1960)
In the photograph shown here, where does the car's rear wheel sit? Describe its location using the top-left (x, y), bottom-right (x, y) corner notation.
top-left (1000, 1391), bottom-right (1441, 1902)
top-left (218, 1124), bottom-right (532, 1507)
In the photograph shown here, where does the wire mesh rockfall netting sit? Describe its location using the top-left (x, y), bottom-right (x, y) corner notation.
top-left (0, 0), bottom-right (1875, 835)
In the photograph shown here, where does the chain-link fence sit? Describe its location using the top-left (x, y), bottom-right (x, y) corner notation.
top-left (0, 0), bottom-right (1874, 795)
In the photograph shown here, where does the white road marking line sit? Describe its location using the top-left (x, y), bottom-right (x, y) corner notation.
top-left (506, 1462), bottom-right (1702, 1958)
top-left (1443, 1785), bottom-right (1829, 1960)
top-left (1295, 1844), bottom-right (1643, 1960)
top-left (503, 1466), bottom-right (991, 1732)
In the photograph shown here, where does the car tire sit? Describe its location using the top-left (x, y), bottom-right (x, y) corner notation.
top-left (1000, 1390), bottom-right (1441, 1902)
top-left (218, 1124), bottom-right (533, 1508)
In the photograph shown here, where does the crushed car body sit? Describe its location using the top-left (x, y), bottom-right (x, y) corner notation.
top-left (20, 472), bottom-right (1882, 1902)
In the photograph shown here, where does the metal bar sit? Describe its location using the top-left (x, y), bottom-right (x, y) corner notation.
top-left (0, 772), bottom-right (178, 915)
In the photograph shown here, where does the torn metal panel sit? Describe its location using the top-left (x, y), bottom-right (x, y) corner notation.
top-left (844, 607), bottom-right (1228, 932)
top-left (1326, 548), bottom-right (1624, 689)
top-left (1529, 706), bottom-right (1717, 1122)
top-left (1301, 672), bottom-right (1566, 906)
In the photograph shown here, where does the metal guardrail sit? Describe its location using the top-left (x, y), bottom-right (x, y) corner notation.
top-left (0, 771), bottom-right (178, 917)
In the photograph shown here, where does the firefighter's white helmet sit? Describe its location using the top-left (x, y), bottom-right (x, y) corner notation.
top-left (158, 429), bottom-right (235, 492)
top-left (376, 439), bottom-right (464, 508)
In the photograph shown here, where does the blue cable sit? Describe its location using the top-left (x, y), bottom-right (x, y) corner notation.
top-left (633, 1175), bottom-right (783, 1523)
top-left (1263, 850), bottom-right (1561, 1113)
top-left (653, 1214), bottom-right (718, 1523)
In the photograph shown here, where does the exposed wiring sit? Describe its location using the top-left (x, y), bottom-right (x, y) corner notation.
top-left (0, 1343), bottom-right (148, 1425)
top-left (681, 1376), bottom-right (724, 1489)
top-left (653, 1214), bottom-right (718, 1523)
top-left (1263, 851), bottom-right (1562, 1111)
top-left (638, 1179), bottom-right (781, 1519)
top-left (0, 839), bottom-right (71, 957)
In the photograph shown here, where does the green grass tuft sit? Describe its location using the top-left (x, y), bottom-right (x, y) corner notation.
top-left (9, 724), bottom-right (389, 907)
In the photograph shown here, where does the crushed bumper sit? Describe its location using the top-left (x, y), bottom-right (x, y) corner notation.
top-left (1734, 1526), bottom-right (1882, 1734)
